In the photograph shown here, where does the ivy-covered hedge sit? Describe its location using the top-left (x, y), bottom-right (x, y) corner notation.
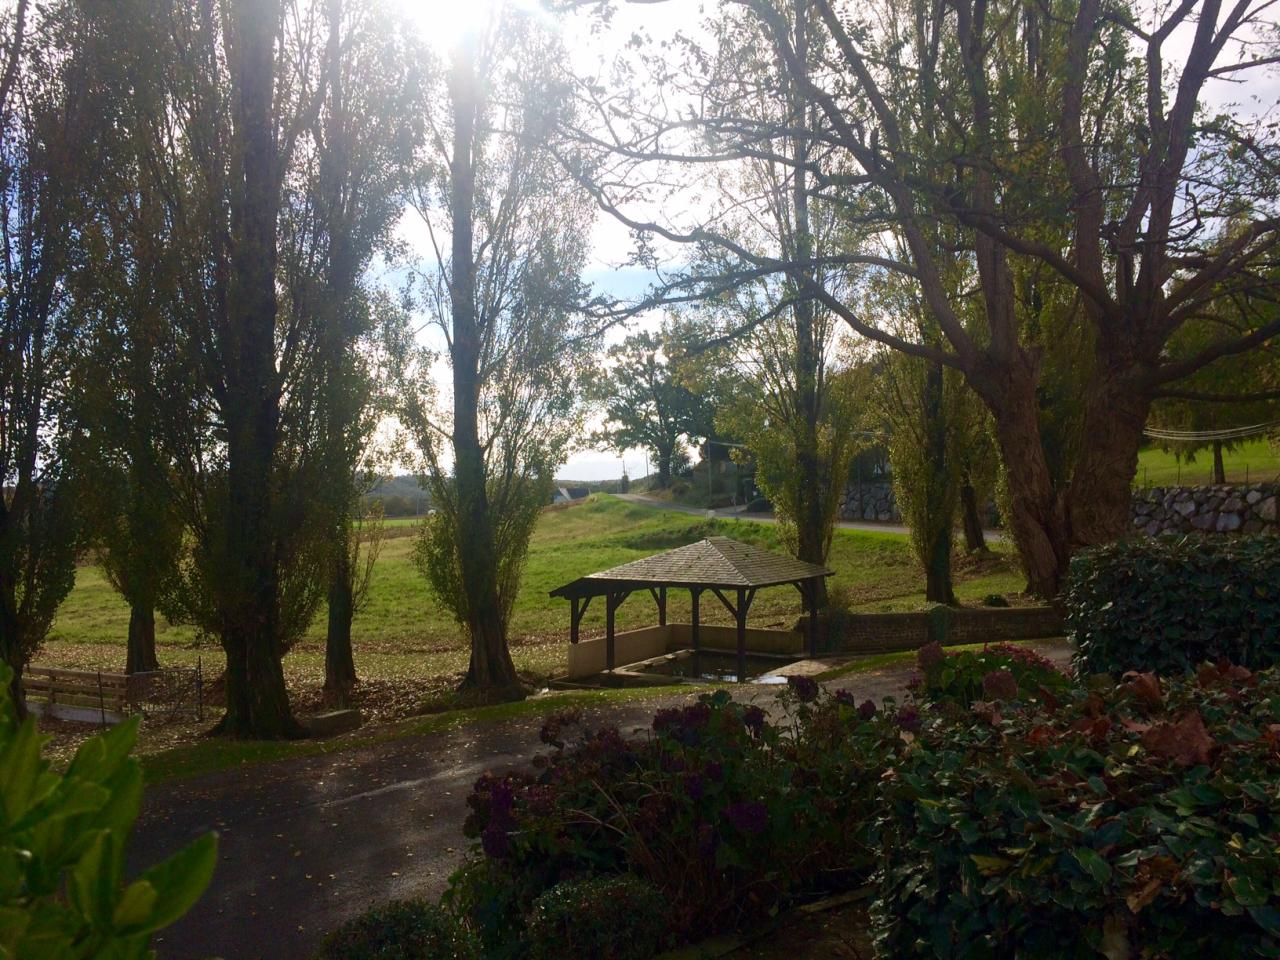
top-left (1065, 534), bottom-right (1280, 675)
top-left (874, 664), bottom-right (1280, 958)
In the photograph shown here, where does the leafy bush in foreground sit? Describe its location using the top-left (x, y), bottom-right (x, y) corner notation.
top-left (451, 684), bottom-right (903, 955)
top-left (875, 662), bottom-right (1280, 959)
top-left (315, 899), bottom-right (478, 960)
top-left (0, 663), bottom-right (217, 959)
top-left (1066, 534), bottom-right (1280, 676)
top-left (525, 874), bottom-right (667, 960)
top-left (913, 641), bottom-right (1071, 709)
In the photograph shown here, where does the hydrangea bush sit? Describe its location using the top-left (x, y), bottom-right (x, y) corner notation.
top-left (875, 662), bottom-right (1280, 959)
top-left (450, 685), bottom-right (903, 955)
top-left (912, 641), bottom-right (1071, 709)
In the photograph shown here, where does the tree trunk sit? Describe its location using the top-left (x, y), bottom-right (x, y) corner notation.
top-left (981, 366), bottom-right (1071, 599)
top-left (449, 39), bottom-right (521, 697)
top-left (924, 522), bottom-right (957, 606)
top-left (217, 0), bottom-right (300, 738)
top-left (788, 0), bottom-right (828, 608)
top-left (0, 552), bottom-right (26, 720)
top-left (1212, 440), bottom-right (1225, 485)
top-left (656, 445), bottom-right (673, 488)
top-left (960, 478), bottom-right (987, 553)
top-left (922, 360), bottom-right (956, 605)
top-left (1066, 376), bottom-right (1150, 551)
top-left (125, 602), bottom-right (159, 674)
top-left (325, 550), bottom-right (357, 706)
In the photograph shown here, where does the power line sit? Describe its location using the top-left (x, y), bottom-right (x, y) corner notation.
top-left (1143, 419), bottom-right (1280, 442)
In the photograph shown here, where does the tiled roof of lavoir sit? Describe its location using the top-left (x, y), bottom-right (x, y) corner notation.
top-left (550, 536), bottom-right (832, 598)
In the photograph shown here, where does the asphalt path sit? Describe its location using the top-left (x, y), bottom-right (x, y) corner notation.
top-left (133, 643), bottom-right (1062, 960)
top-left (130, 665), bottom-right (928, 960)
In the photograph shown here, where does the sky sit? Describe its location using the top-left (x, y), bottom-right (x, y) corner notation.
top-left (385, 0), bottom-right (1280, 482)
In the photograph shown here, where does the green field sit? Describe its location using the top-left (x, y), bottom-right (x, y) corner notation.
top-left (41, 496), bottom-right (1022, 709)
top-left (1135, 438), bottom-right (1280, 486)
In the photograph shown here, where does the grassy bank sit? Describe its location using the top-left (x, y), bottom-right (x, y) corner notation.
top-left (38, 496), bottom-right (1022, 751)
top-left (1135, 438), bottom-right (1279, 487)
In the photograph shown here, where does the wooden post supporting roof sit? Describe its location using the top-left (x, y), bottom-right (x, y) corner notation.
top-left (548, 536), bottom-right (833, 679)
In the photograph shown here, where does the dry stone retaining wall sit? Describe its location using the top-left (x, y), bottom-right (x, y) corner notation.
top-left (1131, 483), bottom-right (1278, 536)
top-left (840, 480), bottom-right (1279, 536)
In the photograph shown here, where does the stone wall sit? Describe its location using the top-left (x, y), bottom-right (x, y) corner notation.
top-left (832, 606), bottom-right (1065, 654)
top-left (1131, 483), bottom-right (1279, 536)
top-left (840, 482), bottom-right (899, 523)
top-left (840, 479), bottom-right (1280, 536)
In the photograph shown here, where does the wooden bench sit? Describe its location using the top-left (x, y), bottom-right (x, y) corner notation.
top-left (22, 666), bottom-right (129, 724)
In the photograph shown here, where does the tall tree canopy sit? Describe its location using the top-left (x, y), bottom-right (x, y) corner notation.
top-left (406, 5), bottom-right (596, 696)
top-left (593, 326), bottom-right (701, 488)
top-left (568, 0), bottom-right (1280, 596)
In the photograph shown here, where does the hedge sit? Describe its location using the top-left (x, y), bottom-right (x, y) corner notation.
top-left (1065, 534), bottom-right (1280, 676)
top-left (874, 664), bottom-right (1280, 958)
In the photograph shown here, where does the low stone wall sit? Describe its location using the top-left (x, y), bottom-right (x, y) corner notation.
top-left (840, 482), bottom-right (899, 523)
top-left (566, 623), bottom-right (805, 678)
top-left (1131, 483), bottom-right (1278, 536)
top-left (833, 606), bottom-right (1064, 654)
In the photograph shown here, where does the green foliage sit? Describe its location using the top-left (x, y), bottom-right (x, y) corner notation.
top-left (315, 899), bottom-right (478, 960)
top-left (1066, 535), bottom-right (1280, 676)
top-left (413, 472), bottom-right (551, 637)
top-left (452, 688), bottom-right (900, 952)
top-left (874, 665), bottom-right (1280, 959)
top-left (0, 663), bottom-right (216, 957)
top-left (591, 327), bottom-right (703, 487)
top-left (912, 641), bottom-right (1071, 709)
top-left (525, 874), bottom-right (668, 960)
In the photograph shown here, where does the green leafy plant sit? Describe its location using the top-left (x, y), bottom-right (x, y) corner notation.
top-left (912, 641), bottom-right (1071, 709)
top-left (1066, 534), bottom-right (1280, 675)
top-left (451, 688), bottom-right (901, 953)
top-left (0, 663), bottom-right (217, 958)
top-left (314, 899), bottom-right (478, 960)
top-left (875, 663), bottom-right (1280, 958)
top-left (525, 874), bottom-right (668, 960)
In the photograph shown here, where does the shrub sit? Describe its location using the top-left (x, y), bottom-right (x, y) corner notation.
top-left (1066, 534), bottom-right (1280, 675)
top-left (913, 641), bottom-right (1071, 709)
top-left (0, 663), bottom-right (217, 957)
top-left (315, 899), bottom-right (478, 960)
top-left (875, 664), bottom-right (1280, 959)
top-left (525, 874), bottom-right (668, 960)
top-left (451, 690), bottom-right (901, 952)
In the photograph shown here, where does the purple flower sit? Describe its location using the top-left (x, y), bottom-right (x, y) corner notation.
top-left (539, 708), bottom-right (582, 748)
top-left (743, 704), bottom-right (766, 736)
top-left (723, 801), bottom-right (769, 837)
top-left (917, 641), bottom-right (946, 674)
top-left (788, 675), bottom-right (819, 703)
top-left (896, 705), bottom-right (921, 733)
top-left (858, 699), bottom-right (877, 721)
top-left (834, 689), bottom-right (856, 706)
top-left (683, 773), bottom-right (705, 801)
top-left (981, 669), bottom-right (1020, 702)
top-left (481, 823), bottom-right (510, 859)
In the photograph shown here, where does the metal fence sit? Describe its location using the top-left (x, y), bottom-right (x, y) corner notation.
top-left (124, 659), bottom-right (205, 722)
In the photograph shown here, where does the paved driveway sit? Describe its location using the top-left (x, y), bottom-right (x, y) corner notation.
top-left (134, 642), bottom-right (1068, 960)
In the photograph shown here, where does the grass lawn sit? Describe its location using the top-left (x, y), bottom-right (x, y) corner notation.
top-left (37, 495), bottom-right (1023, 761)
top-left (1135, 438), bottom-right (1280, 487)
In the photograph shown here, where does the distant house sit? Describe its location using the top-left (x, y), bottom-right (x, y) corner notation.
top-left (552, 486), bottom-right (591, 504)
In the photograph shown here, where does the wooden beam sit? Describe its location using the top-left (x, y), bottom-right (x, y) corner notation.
top-left (735, 587), bottom-right (751, 682)
top-left (605, 591), bottom-right (629, 671)
top-left (710, 587), bottom-right (738, 619)
top-left (658, 586), bottom-right (667, 626)
top-left (691, 588), bottom-right (701, 651)
top-left (804, 581), bottom-right (818, 657)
